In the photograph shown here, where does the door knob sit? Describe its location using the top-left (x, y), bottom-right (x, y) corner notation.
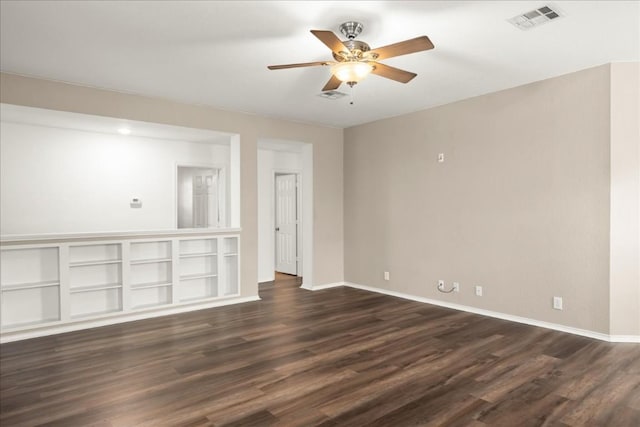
top-left (275, 227), bottom-right (280, 231)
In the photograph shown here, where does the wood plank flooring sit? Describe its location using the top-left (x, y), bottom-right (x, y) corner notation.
top-left (1, 274), bottom-right (639, 426)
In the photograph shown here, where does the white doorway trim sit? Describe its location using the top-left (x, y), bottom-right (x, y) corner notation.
top-left (300, 143), bottom-right (313, 289)
top-left (257, 140), bottom-right (313, 288)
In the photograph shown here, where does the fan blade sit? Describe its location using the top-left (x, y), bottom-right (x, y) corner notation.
top-left (322, 75), bottom-right (342, 91)
top-left (310, 30), bottom-right (349, 55)
top-left (371, 62), bottom-right (417, 83)
top-left (268, 61), bottom-right (331, 70)
top-left (369, 36), bottom-right (434, 60)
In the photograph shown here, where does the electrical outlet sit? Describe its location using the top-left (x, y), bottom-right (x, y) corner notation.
top-left (384, 271), bottom-right (390, 281)
top-left (475, 285), bottom-right (483, 296)
top-left (438, 280), bottom-right (445, 290)
top-left (453, 282), bottom-right (460, 292)
top-left (553, 296), bottom-right (563, 310)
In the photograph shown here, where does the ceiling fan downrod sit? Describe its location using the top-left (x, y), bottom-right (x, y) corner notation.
top-left (339, 21), bottom-right (364, 40)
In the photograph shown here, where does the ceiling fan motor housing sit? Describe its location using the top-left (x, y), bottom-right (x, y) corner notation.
top-left (332, 40), bottom-right (371, 61)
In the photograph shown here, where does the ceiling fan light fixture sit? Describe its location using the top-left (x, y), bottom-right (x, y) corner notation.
top-left (267, 22), bottom-right (434, 91)
top-left (331, 61), bottom-right (373, 83)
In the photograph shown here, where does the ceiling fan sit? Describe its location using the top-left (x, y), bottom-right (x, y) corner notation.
top-left (267, 21), bottom-right (434, 92)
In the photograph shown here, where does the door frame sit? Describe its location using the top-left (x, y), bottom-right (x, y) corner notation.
top-left (257, 140), bottom-right (313, 288)
top-left (273, 169), bottom-right (302, 276)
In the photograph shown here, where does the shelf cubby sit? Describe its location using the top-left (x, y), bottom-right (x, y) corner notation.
top-left (1, 247), bottom-right (59, 288)
top-left (178, 238), bottom-right (220, 302)
top-left (131, 286), bottom-right (172, 310)
top-left (70, 288), bottom-right (122, 319)
top-left (179, 239), bottom-right (216, 256)
top-left (223, 255), bottom-right (239, 296)
top-left (221, 237), bottom-right (239, 296)
top-left (129, 240), bottom-right (173, 308)
top-left (1, 286), bottom-right (60, 328)
top-left (67, 243), bottom-right (123, 318)
top-left (179, 254), bottom-right (217, 278)
top-left (223, 237), bottom-right (238, 256)
top-left (179, 276), bottom-right (218, 301)
top-left (69, 262), bottom-right (122, 289)
top-left (130, 261), bottom-right (171, 287)
top-left (130, 241), bottom-right (171, 263)
top-left (1, 247), bottom-right (61, 329)
top-left (69, 243), bottom-right (121, 265)
top-left (180, 273), bottom-right (218, 281)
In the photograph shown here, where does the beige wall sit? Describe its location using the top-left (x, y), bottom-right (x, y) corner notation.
top-left (0, 72), bottom-right (344, 297)
top-left (610, 62), bottom-right (640, 336)
top-left (345, 65), bottom-right (612, 334)
top-left (2, 64), bottom-right (636, 336)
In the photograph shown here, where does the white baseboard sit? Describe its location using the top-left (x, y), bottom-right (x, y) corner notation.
top-left (1, 296), bottom-right (261, 343)
top-left (343, 282), bottom-right (639, 344)
top-left (301, 281), bottom-right (345, 291)
top-left (609, 335), bottom-right (640, 343)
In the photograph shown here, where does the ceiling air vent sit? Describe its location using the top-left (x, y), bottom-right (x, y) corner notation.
top-left (508, 5), bottom-right (563, 30)
top-left (317, 90), bottom-right (347, 100)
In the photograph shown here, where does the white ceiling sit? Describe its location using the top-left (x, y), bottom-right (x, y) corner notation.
top-left (1, 1), bottom-right (638, 128)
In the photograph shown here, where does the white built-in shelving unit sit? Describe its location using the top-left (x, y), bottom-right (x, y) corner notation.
top-left (0, 233), bottom-right (240, 338)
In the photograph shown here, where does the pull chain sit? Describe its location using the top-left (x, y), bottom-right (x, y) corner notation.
top-left (349, 82), bottom-right (355, 105)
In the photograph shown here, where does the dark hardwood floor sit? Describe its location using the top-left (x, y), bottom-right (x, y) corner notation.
top-left (1, 275), bottom-right (639, 426)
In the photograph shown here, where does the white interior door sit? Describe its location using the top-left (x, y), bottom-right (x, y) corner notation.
top-left (275, 174), bottom-right (297, 275)
top-left (192, 171), bottom-right (218, 228)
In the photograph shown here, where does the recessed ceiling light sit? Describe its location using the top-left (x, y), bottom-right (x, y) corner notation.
top-left (118, 127), bottom-right (131, 135)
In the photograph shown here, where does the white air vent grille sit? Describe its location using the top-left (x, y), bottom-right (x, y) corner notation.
top-left (317, 91), bottom-right (347, 100)
top-left (508, 5), bottom-right (563, 30)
